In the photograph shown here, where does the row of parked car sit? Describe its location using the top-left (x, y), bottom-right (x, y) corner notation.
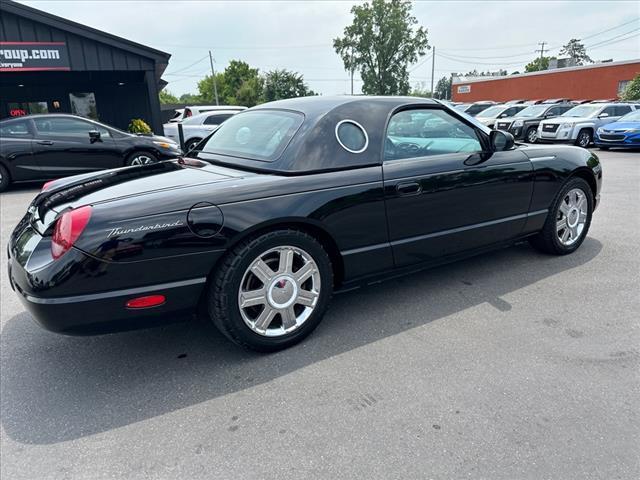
top-left (451, 99), bottom-right (640, 149)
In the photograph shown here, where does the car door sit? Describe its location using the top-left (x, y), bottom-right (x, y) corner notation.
top-left (0, 118), bottom-right (40, 182)
top-left (383, 106), bottom-right (534, 267)
top-left (31, 116), bottom-right (123, 178)
top-left (595, 105), bottom-right (619, 128)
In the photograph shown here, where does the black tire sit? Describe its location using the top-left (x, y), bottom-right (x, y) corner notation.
top-left (0, 164), bottom-right (10, 193)
top-left (525, 127), bottom-right (537, 143)
top-left (529, 177), bottom-right (593, 255)
top-left (208, 229), bottom-right (333, 352)
top-left (185, 138), bottom-right (202, 152)
top-left (125, 151), bottom-right (158, 166)
top-left (575, 129), bottom-right (592, 148)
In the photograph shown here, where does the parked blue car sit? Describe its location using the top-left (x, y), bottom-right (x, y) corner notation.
top-left (595, 109), bottom-right (640, 149)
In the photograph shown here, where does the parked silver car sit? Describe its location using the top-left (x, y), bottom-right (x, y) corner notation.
top-left (474, 104), bottom-right (528, 128)
top-left (538, 102), bottom-right (639, 147)
top-left (163, 110), bottom-right (239, 150)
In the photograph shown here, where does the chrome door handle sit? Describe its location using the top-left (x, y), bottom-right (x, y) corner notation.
top-left (396, 181), bottom-right (422, 195)
top-left (36, 140), bottom-right (54, 146)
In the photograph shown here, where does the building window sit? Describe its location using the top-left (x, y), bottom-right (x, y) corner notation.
top-left (69, 92), bottom-right (98, 120)
top-left (618, 80), bottom-right (630, 95)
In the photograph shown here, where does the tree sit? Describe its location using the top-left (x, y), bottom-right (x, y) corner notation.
top-left (434, 76), bottom-right (452, 100)
top-left (236, 77), bottom-right (264, 107)
top-left (620, 74), bottom-right (640, 101)
top-left (525, 56), bottom-right (555, 72)
top-left (409, 82), bottom-right (431, 98)
top-left (263, 69), bottom-right (315, 102)
top-left (197, 72), bottom-right (227, 104)
top-left (560, 39), bottom-right (592, 65)
top-left (220, 60), bottom-right (261, 104)
top-left (159, 89), bottom-right (179, 104)
top-left (178, 92), bottom-right (203, 104)
top-left (333, 0), bottom-right (429, 95)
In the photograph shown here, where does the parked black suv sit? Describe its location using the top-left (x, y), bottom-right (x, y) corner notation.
top-left (495, 102), bottom-right (575, 143)
top-left (0, 114), bottom-right (182, 192)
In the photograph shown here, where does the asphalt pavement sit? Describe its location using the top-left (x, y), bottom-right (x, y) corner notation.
top-left (1, 149), bottom-right (638, 480)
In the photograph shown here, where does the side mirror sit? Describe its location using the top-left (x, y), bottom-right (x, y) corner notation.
top-left (88, 130), bottom-right (101, 143)
top-left (490, 129), bottom-right (515, 151)
top-left (598, 112), bottom-right (609, 118)
top-left (499, 113), bottom-right (508, 118)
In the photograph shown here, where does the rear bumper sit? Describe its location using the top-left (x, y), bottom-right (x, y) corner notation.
top-left (7, 220), bottom-right (207, 335)
top-left (9, 256), bottom-right (204, 334)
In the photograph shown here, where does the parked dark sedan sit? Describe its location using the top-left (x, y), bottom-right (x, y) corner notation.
top-left (0, 114), bottom-right (182, 191)
top-left (8, 96), bottom-right (602, 352)
top-left (495, 102), bottom-right (575, 143)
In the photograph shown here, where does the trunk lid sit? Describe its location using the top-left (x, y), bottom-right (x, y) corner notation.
top-left (29, 159), bottom-right (251, 234)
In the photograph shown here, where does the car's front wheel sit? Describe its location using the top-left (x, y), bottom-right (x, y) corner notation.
top-left (525, 127), bottom-right (537, 143)
top-left (575, 129), bottom-right (592, 148)
top-left (0, 164), bottom-right (10, 193)
top-left (185, 138), bottom-right (202, 152)
top-left (126, 151), bottom-right (157, 166)
top-left (529, 177), bottom-right (593, 255)
top-left (208, 230), bottom-right (333, 352)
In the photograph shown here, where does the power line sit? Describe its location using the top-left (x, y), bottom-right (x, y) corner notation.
top-left (579, 17), bottom-right (640, 41)
top-left (585, 27), bottom-right (640, 48)
top-left (164, 55), bottom-right (208, 75)
top-left (588, 31), bottom-right (640, 50)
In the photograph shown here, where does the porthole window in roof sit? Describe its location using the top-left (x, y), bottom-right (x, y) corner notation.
top-left (335, 120), bottom-right (368, 153)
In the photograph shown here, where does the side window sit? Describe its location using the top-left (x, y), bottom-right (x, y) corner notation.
top-left (546, 107), bottom-right (561, 116)
top-left (204, 114), bottom-right (232, 125)
top-left (558, 105), bottom-right (573, 114)
top-left (0, 119), bottom-right (31, 137)
top-left (34, 117), bottom-right (96, 137)
top-left (384, 109), bottom-right (482, 161)
top-left (615, 105), bottom-right (631, 116)
top-left (601, 106), bottom-right (617, 116)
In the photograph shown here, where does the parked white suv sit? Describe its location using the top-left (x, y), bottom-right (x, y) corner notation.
top-left (168, 105), bottom-right (247, 123)
top-left (537, 102), bottom-right (638, 147)
top-left (163, 110), bottom-right (239, 151)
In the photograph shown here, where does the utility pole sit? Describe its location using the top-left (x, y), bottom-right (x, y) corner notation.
top-left (350, 46), bottom-right (354, 95)
top-left (430, 46), bottom-right (436, 98)
top-left (536, 41), bottom-right (547, 60)
top-left (208, 50), bottom-right (219, 106)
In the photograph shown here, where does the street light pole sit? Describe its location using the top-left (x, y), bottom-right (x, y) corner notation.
top-left (430, 46), bottom-right (436, 98)
top-left (209, 50), bottom-right (219, 106)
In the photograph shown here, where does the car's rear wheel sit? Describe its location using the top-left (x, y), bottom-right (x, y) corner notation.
top-left (185, 138), bottom-right (202, 152)
top-left (126, 151), bottom-right (157, 166)
top-left (525, 127), bottom-right (537, 143)
top-left (0, 164), bottom-right (10, 192)
top-left (575, 129), bottom-right (592, 148)
top-left (208, 230), bottom-right (333, 352)
top-left (529, 177), bottom-right (593, 255)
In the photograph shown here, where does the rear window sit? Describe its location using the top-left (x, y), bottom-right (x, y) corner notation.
top-left (200, 110), bottom-right (303, 162)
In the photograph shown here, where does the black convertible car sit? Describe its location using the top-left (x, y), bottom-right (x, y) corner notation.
top-left (0, 114), bottom-right (182, 192)
top-left (8, 96), bottom-right (602, 351)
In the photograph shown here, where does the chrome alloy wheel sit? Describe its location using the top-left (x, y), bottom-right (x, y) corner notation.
top-left (238, 246), bottom-right (321, 337)
top-left (576, 131), bottom-right (591, 148)
top-left (556, 188), bottom-right (588, 246)
top-left (130, 154), bottom-right (154, 166)
top-left (526, 128), bottom-right (537, 143)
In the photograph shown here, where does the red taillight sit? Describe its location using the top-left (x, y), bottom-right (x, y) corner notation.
top-left (184, 108), bottom-right (192, 118)
top-left (126, 295), bottom-right (166, 309)
top-left (42, 180), bottom-right (56, 191)
top-left (51, 205), bottom-right (92, 259)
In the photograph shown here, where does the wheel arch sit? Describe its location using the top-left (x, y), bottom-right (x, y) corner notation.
top-left (568, 166), bottom-right (598, 199)
top-left (196, 218), bottom-right (345, 318)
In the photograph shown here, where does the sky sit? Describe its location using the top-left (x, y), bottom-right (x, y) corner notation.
top-left (19, 0), bottom-right (640, 97)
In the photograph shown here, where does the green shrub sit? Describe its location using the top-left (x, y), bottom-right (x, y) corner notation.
top-left (128, 118), bottom-right (152, 134)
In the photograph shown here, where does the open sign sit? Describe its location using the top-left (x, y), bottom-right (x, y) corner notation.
top-left (9, 108), bottom-right (26, 117)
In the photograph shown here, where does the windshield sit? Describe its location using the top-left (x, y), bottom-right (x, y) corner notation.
top-left (476, 105), bottom-right (505, 118)
top-left (562, 105), bottom-right (601, 118)
top-left (618, 110), bottom-right (640, 122)
top-left (515, 105), bottom-right (547, 117)
top-left (199, 109), bottom-right (303, 162)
